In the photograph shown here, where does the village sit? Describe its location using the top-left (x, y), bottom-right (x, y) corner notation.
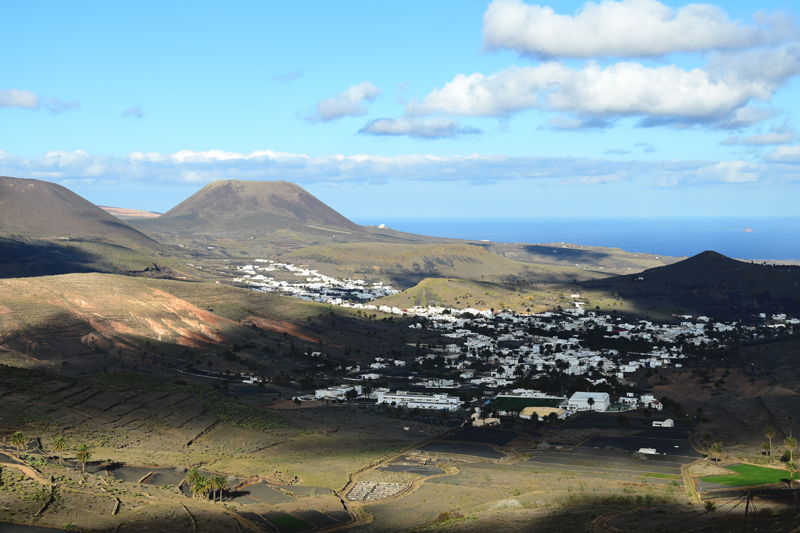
top-left (231, 260), bottom-right (400, 303)
top-left (230, 260), bottom-right (798, 427)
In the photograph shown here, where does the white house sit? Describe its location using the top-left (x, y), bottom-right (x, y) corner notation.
top-left (375, 390), bottom-right (463, 411)
top-left (652, 418), bottom-right (674, 427)
top-left (566, 391), bottom-right (610, 412)
top-left (314, 385), bottom-right (362, 400)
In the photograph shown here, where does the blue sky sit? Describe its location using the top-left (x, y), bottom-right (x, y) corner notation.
top-left (2, 0), bottom-right (799, 219)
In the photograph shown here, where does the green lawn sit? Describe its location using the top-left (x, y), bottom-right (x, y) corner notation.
top-left (701, 464), bottom-right (796, 486)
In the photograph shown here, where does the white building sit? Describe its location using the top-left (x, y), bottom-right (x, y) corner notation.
top-left (375, 390), bottom-right (463, 411)
top-left (314, 385), bottom-right (362, 400)
top-left (652, 419), bottom-right (674, 427)
top-left (566, 391), bottom-right (610, 412)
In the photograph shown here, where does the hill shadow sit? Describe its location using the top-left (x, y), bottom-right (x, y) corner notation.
top-left (580, 251), bottom-right (800, 320)
top-left (0, 237), bottom-right (101, 278)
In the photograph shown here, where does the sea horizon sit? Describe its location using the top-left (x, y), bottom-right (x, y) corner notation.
top-left (351, 216), bottom-right (800, 261)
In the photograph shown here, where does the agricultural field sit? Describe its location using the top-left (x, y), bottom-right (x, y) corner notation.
top-left (701, 463), bottom-right (797, 486)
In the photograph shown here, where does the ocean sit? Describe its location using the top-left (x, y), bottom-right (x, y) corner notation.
top-left (351, 217), bottom-right (800, 261)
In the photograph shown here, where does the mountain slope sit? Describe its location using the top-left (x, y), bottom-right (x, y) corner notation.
top-left (281, 242), bottom-right (611, 288)
top-left (583, 250), bottom-right (800, 318)
top-left (133, 179), bottom-right (363, 236)
top-left (0, 176), bottom-right (158, 248)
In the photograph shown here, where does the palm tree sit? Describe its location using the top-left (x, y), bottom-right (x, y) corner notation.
top-left (587, 397), bottom-right (595, 412)
top-left (53, 435), bottom-right (68, 466)
top-left (76, 443), bottom-right (91, 474)
top-left (209, 475), bottom-right (227, 502)
top-left (787, 461), bottom-right (798, 481)
top-left (185, 468), bottom-right (201, 489)
top-left (710, 442), bottom-right (723, 463)
top-left (701, 433), bottom-right (713, 454)
top-left (191, 475), bottom-right (209, 499)
top-left (761, 442), bottom-right (771, 457)
top-left (764, 426), bottom-right (776, 457)
top-left (10, 431), bottom-right (25, 459)
top-left (785, 437), bottom-right (798, 463)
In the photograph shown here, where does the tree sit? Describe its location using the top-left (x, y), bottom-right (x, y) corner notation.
top-left (701, 433), bottom-right (713, 454)
top-left (209, 475), bottom-right (226, 502)
top-left (710, 442), bottom-right (722, 463)
top-left (764, 426), bottom-right (776, 458)
top-left (10, 431), bottom-right (25, 459)
top-left (76, 443), bottom-right (91, 474)
top-left (787, 461), bottom-right (798, 482)
top-left (479, 405), bottom-right (492, 435)
top-left (345, 388), bottom-right (358, 403)
top-left (785, 437), bottom-right (798, 463)
top-left (617, 414), bottom-right (630, 429)
top-left (761, 442), bottom-right (772, 457)
top-left (587, 397), bottom-right (595, 412)
top-left (293, 398), bottom-right (302, 409)
top-left (53, 435), bottom-right (68, 466)
top-left (192, 475), bottom-right (209, 499)
top-left (642, 408), bottom-right (652, 419)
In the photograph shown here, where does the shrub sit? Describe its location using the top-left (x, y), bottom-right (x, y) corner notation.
top-left (431, 511), bottom-right (463, 525)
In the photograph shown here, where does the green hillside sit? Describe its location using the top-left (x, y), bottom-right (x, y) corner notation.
top-left (282, 242), bottom-right (610, 289)
top-left (375, 273), bottom-right (608, 313)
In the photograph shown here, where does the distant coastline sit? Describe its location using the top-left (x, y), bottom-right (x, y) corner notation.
top-left (353, 216), bottom-right (800, 261)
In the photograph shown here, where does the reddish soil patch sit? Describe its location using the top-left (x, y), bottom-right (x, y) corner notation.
top-left (99, 206), bottom-right (161, 219)
top-left (245, 315), bottom-right (324, 344)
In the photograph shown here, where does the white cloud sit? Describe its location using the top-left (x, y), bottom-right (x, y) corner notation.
top-left (407, 48), bottom-right (800, 124)
top-left (604, 148), bottom-right (631, 155)
top-left (122, 105), bottom-right (145, 119)
top-left (483, 0), bottom-right (798, 58)
top-left (542, 116), bottom-right (611, 130)
top-left (304, 82), bottom-right (381, 123)
top-left (711, 106), bottom-right (777, 130)
top-left (693, 160), bottom-right (759, 183)
top-left (359, 118), bottom-right (480, 138)
top-left (721, 119), bottom-right (796, 145)
top-left (0, 89), bottom-right (39, 109)
top-left (0, 89), bottom-right (80, 114)
top-left (721, 132), bottom-right (796, 146)
top-left (765, 144), bottom-right (800, 164)
top-left (0, 148), bottom-right (781, 190)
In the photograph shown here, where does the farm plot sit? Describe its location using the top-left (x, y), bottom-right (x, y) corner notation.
top-left (293, 510), bottom-right (341, 528)
top-left (365, 482), bottom-right (510, 532)
top-left (701, 464), bottom-right (796, 487)
top-left (523, 451), bottom-right (685, 487)
top-left (381, 463), bottom-right (445, 475)
top-left (417, 441), bottom-right (505, 459)
top-left (262, 512), bottom-right (314, 533)
top-left (444, 426), bottom-right (519, 446)
top-left (278, 485), bottom-right (331, 496)
top-left (238, 482), bottom-right (294, 504)
top-left (580, 436), bottom-right (701, 457)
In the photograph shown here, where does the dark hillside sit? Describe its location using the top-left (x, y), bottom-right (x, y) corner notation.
top-left (583, 251), bottom-right (800, 319)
